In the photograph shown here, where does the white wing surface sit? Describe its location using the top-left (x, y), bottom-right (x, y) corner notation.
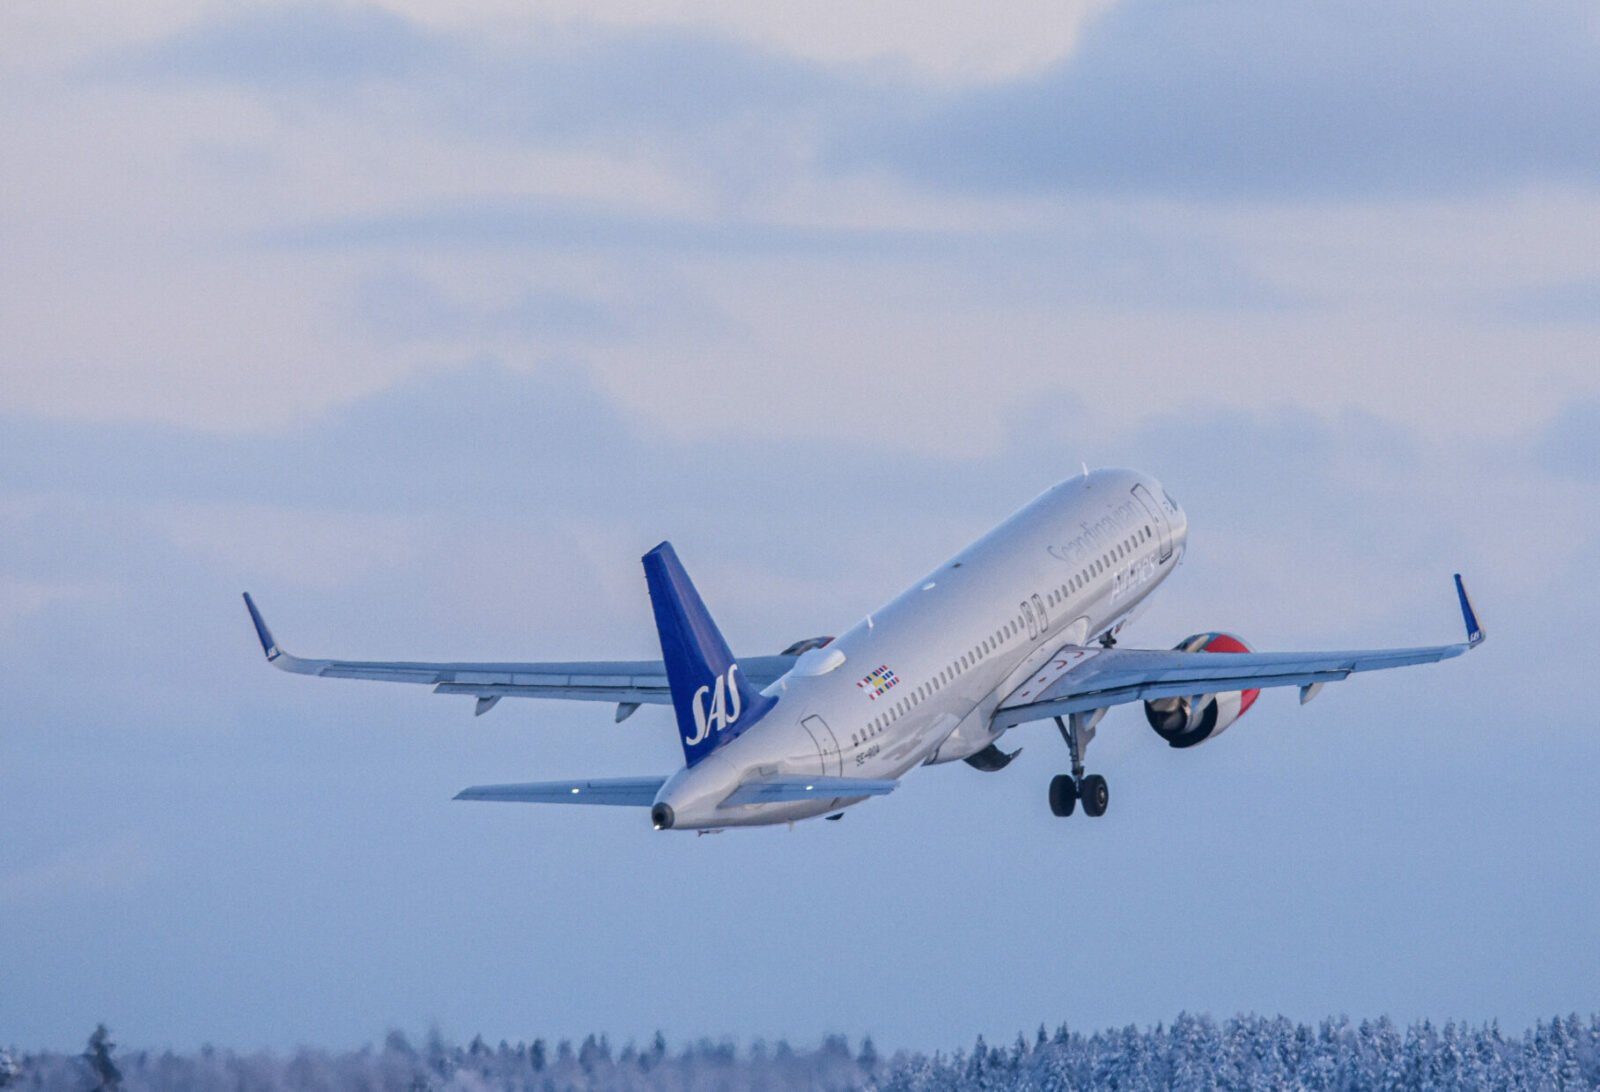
top-left (995, 575), bottom-right (1484, 730)
top-left (453, 777), bottom-right (668, 805)
top-left (243, 594), bottom-right (796, 710)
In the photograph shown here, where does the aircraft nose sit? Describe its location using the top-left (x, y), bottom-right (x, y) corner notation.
top-left (651, 803), bottom-right (675, 830)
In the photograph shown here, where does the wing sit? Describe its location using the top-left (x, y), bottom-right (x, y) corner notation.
top-left (719, 776), bottom-right (899, 807)
top-left (454, 777), bottom-right (668, 805)
top-left (995, 575), bottom-right (1484, 730)
top-left (243, 593), bottom-right (794, 711)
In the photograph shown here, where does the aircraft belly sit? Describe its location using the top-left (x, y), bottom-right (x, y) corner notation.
top-left (712, 797), bottom-right (856, 827)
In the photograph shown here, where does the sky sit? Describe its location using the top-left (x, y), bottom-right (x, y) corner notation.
top-left (3, 0), bottom-right (1600, 1056)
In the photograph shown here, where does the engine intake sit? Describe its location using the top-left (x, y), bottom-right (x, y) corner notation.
top-left (1144, 632), bottom-right (1260, 748)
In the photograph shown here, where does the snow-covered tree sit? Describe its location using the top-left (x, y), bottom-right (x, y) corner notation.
top-left (81, 1025), bottom-right (120, 1091)
top-left (0, 1048), bottom-right (19, 1089)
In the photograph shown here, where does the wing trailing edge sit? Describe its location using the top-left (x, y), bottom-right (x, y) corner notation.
top-left (994, 575), bottom-right (1484, 731)
top-left (239, 591), bottom-right (793, 705)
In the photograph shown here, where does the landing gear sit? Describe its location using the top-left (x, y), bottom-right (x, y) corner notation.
top-left (1049, 775), bottom-right (1077, 817)
top-left (1079, 774), bottom-right (1109, 817)
top-left (1049, 712), bottom-right (1109, 819)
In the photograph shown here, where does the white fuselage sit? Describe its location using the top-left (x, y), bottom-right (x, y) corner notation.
top-left (655, 468), bottom-right (1190, 829)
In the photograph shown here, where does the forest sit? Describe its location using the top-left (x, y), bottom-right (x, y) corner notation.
top-left (5, 1013), bottom-right (1599, 1090)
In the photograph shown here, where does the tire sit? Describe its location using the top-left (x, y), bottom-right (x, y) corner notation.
top-left (1080, 774), bottom-right (1109, 817)
top-left (1048, 774), bottom-right (1078, 817)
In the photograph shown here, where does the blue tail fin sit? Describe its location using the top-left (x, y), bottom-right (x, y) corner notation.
top-left (642, 542), bottom-right (777, 767)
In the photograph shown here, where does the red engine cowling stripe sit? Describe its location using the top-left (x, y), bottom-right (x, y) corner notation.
top-left (1199, 633), bottom-right (1260, 712)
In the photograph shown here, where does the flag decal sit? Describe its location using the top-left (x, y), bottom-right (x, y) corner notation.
top-left (857, 665), bottom-right (899, 700)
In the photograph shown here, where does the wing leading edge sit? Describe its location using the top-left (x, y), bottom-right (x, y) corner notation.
top-left (242, 593), bottom-right (794, 709)
top-left (995, 575), bottom-right (1485, 731)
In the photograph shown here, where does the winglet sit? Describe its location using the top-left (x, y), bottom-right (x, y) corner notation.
top-left (1454, 574), bottom-right (1485, 648)
top-left (242, 592), bottom-right (281, 661)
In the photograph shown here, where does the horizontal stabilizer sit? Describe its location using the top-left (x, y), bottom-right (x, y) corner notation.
top-left (720, 776), bottom-right (898, 808)
top-left (454, 777), bottom-right (667, 806)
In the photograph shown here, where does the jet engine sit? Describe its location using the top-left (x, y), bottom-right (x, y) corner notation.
top-left (1143, 632), bottom-right (1261, 748)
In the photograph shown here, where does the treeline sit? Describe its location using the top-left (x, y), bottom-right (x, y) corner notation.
top-left (4, 1014), bottom-right (1599, 1090)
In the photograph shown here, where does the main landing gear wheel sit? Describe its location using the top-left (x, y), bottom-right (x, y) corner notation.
top-left (1049, 774), bottom-right (1078, 817)
top-left (1080, 774), bottom-right (1109, 817)
top-left (1051, 712), bottom-right (1108, 819)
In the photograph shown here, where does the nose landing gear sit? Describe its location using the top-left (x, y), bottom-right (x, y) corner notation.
top-left (1050, 712), bottom-right (1109, 819)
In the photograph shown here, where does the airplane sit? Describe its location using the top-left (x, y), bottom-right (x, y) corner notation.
top-left (243, 467), bottom-right (1484, 831)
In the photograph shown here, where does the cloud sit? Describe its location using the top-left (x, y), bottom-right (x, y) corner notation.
top-left (1492, 277), bottom-right (1600, 326)
top-left (266, 197), bottom-right (953, 256)
top-left (99, 4), bottom-right (438, 87)
top-left (98, 1), bottom-right (1600, 202)
top-left (1535, 398), bottom-right (1600, 481)
top-left (349, 271), bottom-right (624, 345)
top-left (99, 7), bottom-right (870, 151)
top-left (841, 0), bottom-right (1600, 199)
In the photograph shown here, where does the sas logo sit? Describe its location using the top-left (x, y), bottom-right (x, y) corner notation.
top-left (856, 664), bottom-right (899, 701)
top-left (686, 665), bottom-right (745, 746)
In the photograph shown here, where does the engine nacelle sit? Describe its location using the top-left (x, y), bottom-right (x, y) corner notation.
top-left (1144, 632), bottom-right (1260, 748)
